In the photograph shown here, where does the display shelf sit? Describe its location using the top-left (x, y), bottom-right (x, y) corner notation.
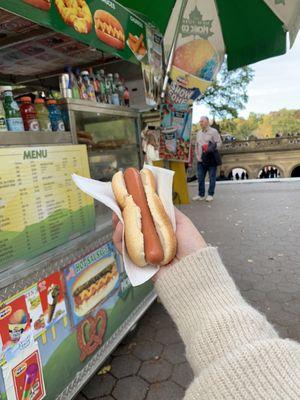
top-left (0, 131), bottom-right (73, 146)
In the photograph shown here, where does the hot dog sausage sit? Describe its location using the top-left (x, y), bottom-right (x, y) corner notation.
top-left (124, 168), bottom-right (164, 264)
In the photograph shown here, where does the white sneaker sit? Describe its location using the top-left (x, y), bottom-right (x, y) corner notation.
top-left (192, 195), bottom-right (206, 201)
top-left (206, 195), bottom-right (214, 202)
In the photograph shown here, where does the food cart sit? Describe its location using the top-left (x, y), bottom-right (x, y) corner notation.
top-left (0, 2), bottom-right (159, 399)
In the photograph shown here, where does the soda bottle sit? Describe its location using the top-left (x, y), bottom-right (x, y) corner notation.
top-left (123, 87), bottom-right (130, 107)
top-left (115, 73), bottom-right (125, 106)
top-left (105, 73), bottom-right (114, 104)
top-left (81, 71), bottom-right (96, 101)
top-left (112, 73), bottom-right (120, 106)
top-left (88, 67), bottom-right (100, 100)
top-left (96, 69), bottom-right (107, 103)
top-left (47, 99), bottom-right (65, 132)
top-left (1, 87), bottom-right (24, 132)
top-left (20, 97), bottom-right (40, 131)
top-left (66, 66), bottom-right (80, 99)
top-left (75, 68), bottom-right (87, 100)
top-left (0, 99), bottom-right (7, 132)
top-left (35, 98), bottom-right (52, 132)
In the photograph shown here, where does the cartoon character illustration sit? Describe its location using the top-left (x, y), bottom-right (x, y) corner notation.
top-left (8, 310), bottom-right (28, 344)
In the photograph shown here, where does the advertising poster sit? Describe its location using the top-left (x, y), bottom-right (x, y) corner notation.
top-left (164, 2), bottom-right (224, 103)
top-left (63, 242), bottom-right (120, 326)
top-left (142, 27), bottom-right (164, 106)
top-left (24, 286), bottom-right (45, 339)
top-left (0, 0), bottom-right (148, 65)
top-left (160, 103), bottom-right (192, 162)
top-left (2, 344), bottom-right (45, 400)
top-left (37, 272), bottom-right (67, 330)
top-left (0, 295), bottom-right (34, 365)
top-left (0, 145), bottom-right (95, 270)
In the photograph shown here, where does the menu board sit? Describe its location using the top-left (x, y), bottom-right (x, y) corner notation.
top-left (0, 145), bottom-right (95, 270)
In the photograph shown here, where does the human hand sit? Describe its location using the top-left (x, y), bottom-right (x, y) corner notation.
top-left (112, 208), bottom-right (207, 280)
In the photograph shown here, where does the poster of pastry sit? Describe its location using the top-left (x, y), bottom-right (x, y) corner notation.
top-left (2, 344), bottom-right (45, 400)
top-left (63, 242), bottom-right (120, 326)
top-left (160, 103), bottom-right (192, 162)
top-left (37, 271), bottom-right (67, 329)
top-left (0, 296), bottom-right (34, 365)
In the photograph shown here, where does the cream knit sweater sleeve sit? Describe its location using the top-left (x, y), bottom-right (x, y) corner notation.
top-left (155, 247), bottom-right (300, 399)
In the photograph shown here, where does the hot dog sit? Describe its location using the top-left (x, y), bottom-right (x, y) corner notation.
top-left (23, 0), bottom-right (51, 10)
top-left (112, 168), bottom-right (177, 267)
top-left (94, 10), bottom-right (125, 50)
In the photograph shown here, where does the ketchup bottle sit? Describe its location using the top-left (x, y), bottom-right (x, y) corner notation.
top-left (20, 97), bottom-right (40, 131)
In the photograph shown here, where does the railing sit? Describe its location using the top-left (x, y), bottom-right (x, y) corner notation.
top-left (221, 136), bottom-right (300, 154)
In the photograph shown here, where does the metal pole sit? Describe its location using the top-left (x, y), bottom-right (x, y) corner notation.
top-left (161, 0), bottom-right (188, 100)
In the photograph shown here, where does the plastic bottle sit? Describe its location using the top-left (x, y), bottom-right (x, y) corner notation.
top-left (112, 73), bottom-right (120, 106)
top-left (0, 99), bottom-right (7, 131)
top-left (123, 87), bottom-right (130, 107)
top-left (96, 69), bottom-right (107, 103)
top-left (81, 71), bottom-right (96, 101)
top-left (1, 86), bottom-right (24, 132)
top-left (35, 98), bottom-right (52, 132)
top-left (105, 73), bottom-right (114, 104)
top-left (88, 67), bottom-right (100, 100)
top-left (66, 67), bottom-right (80, 99)
top-left (20, 97), bottom-right (40, 131)
top-left (75, 68), bottom-right (87, 100)
top-left (47, 100), bottom-right (65, 132)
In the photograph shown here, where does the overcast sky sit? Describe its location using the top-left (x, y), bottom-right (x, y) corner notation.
top-left (193, 33), bottom-right (300, 122)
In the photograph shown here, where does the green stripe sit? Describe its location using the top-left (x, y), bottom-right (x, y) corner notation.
top-left (215, 0), bottom-right (286, 69)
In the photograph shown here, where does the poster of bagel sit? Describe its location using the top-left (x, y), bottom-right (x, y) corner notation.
top-left (164, 2), bottom-right (223, 103)
top-left (63, 241), bottom-right (120, 326)
top-left (1, 0), bottom-right (148, 64)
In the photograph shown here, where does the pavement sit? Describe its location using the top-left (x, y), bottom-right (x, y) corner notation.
top-left (75, 180), bottom-right (300, 400)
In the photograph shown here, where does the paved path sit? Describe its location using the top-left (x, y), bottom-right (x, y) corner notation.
top-left (76, 180), bottom-right (300, 400)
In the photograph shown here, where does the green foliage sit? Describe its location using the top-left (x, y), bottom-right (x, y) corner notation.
top-left (197, 61), bottom-right (254, 119)
top-left (219, 109), bottom-right (300, 140)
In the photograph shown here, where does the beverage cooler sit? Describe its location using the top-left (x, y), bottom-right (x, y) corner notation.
top-left (0, 2), bottom-right (160, 398)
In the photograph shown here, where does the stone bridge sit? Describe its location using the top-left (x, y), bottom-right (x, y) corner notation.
top-left (220, 136), bottom-right (300, 178)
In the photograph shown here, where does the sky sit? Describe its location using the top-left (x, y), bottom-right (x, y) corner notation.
top-left (193, 33), bottom-right (300, 123)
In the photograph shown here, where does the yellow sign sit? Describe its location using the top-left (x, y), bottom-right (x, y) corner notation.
top-left (0, 145), bottom-right (95, 269)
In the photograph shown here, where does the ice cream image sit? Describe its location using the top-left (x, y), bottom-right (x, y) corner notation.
top-left (47, 284), bottom-right (60, 323)
top-left (8, 310), bottom-right (28, 343)
top-left (21, 363), bottom-right (38, 400)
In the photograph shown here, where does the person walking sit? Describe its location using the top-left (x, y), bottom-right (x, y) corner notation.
top-left (193, 116), bottom-right (222, 202)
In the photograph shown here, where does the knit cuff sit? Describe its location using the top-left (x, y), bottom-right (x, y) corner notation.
top-left (155, 247), bottom-right (243, 333)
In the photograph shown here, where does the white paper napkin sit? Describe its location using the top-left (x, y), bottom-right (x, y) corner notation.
top-left (72, 165), bottom-right (175, 286)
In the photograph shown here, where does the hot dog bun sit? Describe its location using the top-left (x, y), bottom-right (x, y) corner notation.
top-left (112, 168), bottom-right (177, 267)
top-left (94, 10), bottom-right (125, 50)
top-left (23, 0), bottom-right (51, 10)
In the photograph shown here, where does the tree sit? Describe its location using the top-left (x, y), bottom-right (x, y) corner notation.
top-left (197, 61), bottom-right (254, 120)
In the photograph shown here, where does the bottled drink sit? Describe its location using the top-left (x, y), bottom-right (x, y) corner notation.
top-left (105, 73), bottom-right (114, 104)
top-left (123, 87), bottom-right (130, 107)
top-left (59, 73), bottom-right (72, 98)
top-left (75, 68), bottom-right (87, 100)
top-left (112, 73), bottom-right (120, 106)
top-left (20, 97), bottom-right (40, 131)
top-left (0, 99), bottom-right (7, 132)
top-left (35, 98), bottom-right (52, 132)
top-left (96, 69), bottom-right (107, 103)
top-left (47, 100), bottom-right (65, 132)
top-left (1, 86), bottom-right (24, 132)
top-left (81, 70), bottom-right (96, 101)
top-left (114, 73), bottom-right (125, 106)
top-left (88, 67), bottom-right (100, 100)
top-left (67, 66), bottom-right (80, 99)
